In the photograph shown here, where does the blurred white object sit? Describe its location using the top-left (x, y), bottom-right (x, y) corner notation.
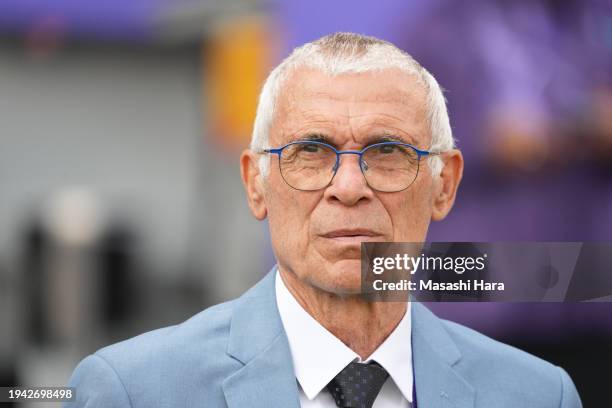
top-left (43, 187), bottom-right (103, 348)
top-left (46, 188), bottom-right (102, 248)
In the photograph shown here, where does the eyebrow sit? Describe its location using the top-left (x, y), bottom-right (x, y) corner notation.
top-left (367, 133), bottom-right (417, 146)
top-left (290, 132), bottom-right (418, 148)
top-left (292, 133), bottom-right (337, 147)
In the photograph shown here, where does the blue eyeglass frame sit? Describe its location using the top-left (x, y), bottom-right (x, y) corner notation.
top-left (263, 140), bottom-right (437, 192)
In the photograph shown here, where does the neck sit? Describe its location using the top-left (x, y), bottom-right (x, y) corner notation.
top-left (279, 267), bottom-right (407, 360)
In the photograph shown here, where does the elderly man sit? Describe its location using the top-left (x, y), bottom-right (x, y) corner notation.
top-left (66, 33), bottom-right (581, 408)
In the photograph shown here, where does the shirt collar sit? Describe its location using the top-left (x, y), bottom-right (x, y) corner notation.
top-left (275, 270), bottom-right (413, 402)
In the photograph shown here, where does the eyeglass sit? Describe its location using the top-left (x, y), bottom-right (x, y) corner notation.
top-left (262, 140), bottom-right (438, 193)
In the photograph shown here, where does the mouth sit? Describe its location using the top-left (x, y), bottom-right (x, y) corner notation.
top-left (321, 229), bottom-right (383, 243)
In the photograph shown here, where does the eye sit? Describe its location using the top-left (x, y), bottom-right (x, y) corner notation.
top-left (372, 144), bottom-right (405, 155)
top-left (301, 143), bottom-right (321, 153)
top-left (377, 144), bottom-right (399, 154)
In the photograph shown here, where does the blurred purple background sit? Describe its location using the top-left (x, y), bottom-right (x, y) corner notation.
top-left (0, 0), bottom-right (610, 406)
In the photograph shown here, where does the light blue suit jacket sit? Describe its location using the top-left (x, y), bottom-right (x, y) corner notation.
top-left (65, 269), bottom-right (582, 407)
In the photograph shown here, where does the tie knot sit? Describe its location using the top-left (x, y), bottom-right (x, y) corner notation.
top-left (326, 361), bottom-right (389, 408)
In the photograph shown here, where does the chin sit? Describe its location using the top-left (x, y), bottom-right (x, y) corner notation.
top-left (319, 259), bottom-right (364, 295)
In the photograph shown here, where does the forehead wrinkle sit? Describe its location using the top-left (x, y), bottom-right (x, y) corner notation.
top-left (344, 109), bottom-right (427, 147)
top-left (289, 106), bottom-right (344, 123)
top-left (298, 88), bottom-right (421, 108)
top-left (275, 70), bottom-right (429, 146)
top-left (278, 105), bottom-right (428, 147)
top-left (272, 91), bottom-right (342, 143)
top-left (364, 113), bottom-right (428, 137)
top-left (290, 65), bottom-right (426, 103)
top-left (283, 107), bottom-right (347, 130)
top-left (281, 69), bottom-right (426, 117)
top-left (277, 112), bottom-right (349, 145)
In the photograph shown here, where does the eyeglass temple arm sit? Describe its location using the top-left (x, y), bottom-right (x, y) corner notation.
top-left (260, 148), bottom-right (282, 154)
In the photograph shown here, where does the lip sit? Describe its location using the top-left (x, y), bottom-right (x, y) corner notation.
top-left (321, 229), bottom-right (383, 241)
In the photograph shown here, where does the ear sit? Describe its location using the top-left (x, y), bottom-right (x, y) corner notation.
top-left (240, 149), bottom-right (268, 220)
top-left (431, 149), bottom-right (463, 221)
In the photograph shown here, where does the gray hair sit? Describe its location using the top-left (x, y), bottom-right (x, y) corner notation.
top-left (250, 32), bottom-right (455, 176)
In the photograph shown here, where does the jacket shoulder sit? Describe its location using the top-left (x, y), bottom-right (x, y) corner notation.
top-left (97, 298), bottom-right (236, 362)
top-left (67, 299), bottom-right (242, 408)
top-left (440, 318), bottom-right (580, 407)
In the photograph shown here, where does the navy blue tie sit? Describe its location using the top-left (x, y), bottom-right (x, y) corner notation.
top-left (326, 361), bottom-right (389, 408)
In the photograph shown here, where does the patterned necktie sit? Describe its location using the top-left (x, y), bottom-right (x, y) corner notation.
top-left (326, 361), bottom-right (389, 408)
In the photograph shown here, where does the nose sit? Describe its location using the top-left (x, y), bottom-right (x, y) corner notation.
top-left (324, 153), bottom-right (373, 206)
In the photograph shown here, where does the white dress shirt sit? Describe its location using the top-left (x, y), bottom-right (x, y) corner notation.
top-left (275, 271), bottom-right (413, 408)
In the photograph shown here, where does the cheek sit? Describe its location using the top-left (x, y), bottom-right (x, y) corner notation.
top-left (387, 186), bottom-right (434, 241)
top-left (265, 181), bottom-right (320, 255)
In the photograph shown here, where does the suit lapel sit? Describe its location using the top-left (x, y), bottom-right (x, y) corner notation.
top-left (222, 270), bottom-right (300, 408)
top-left (412, 303), bottom-right (475, 408)
top-left (221, 270), bottom-right (475, 408)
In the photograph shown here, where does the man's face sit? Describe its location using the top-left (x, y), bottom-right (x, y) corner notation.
top-left (242, 67), bottom-right (462, 294)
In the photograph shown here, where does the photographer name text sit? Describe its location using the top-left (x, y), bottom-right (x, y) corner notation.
top-left (372, 279), bottom-right (504, 291)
